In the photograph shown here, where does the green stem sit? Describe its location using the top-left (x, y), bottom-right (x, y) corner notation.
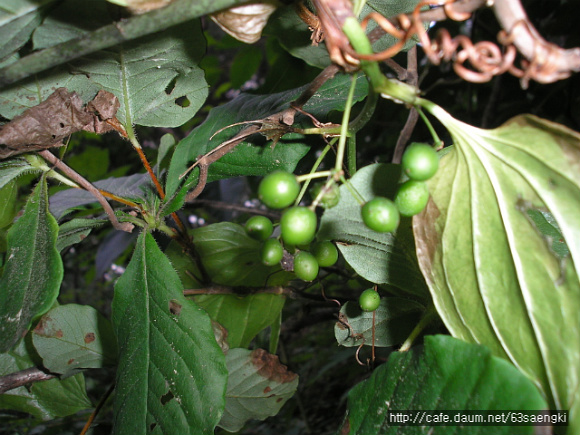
top-left (399, 304), bottom-right (438, 352)
top-left (342, 17), bottom-right (419, 105)
top-left (294, 141), bottom-right (335, 206)
top-left (416, 107), bottom-right (443, 148)
top-left (335, 76), bottom-right (359, 173)
top-left (296, 171), bottom-right (333, 183)
top-left (347, 136), bottom-right (357, 176)
top-left (339, 175), bottom-right (365, 206)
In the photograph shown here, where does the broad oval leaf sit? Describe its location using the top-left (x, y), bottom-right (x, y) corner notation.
top-left (70, 20), bottom-right (208, 128)
top-left (318, 163), bottom-right (429, 301)
top-left (112, 231), bottom-right (228, 435)
top-left (191, 222), bottom-right (289, 287)
top-left (0, 176), bottom-right (63, 352)
top-left (219, 348), bottom-right (298, 432)
top-left (194, 294), bottom-right (286, 349)
top-left (414, 110), bottom-right (580, 432)
top-left (0, 339), bottom-right (92, 420)
top-left (335, 298), bottom-right (425, 348)
top-left (32, 304), bottom-right (117, 377)
top-left (341, 335), bottom-right (549, 435)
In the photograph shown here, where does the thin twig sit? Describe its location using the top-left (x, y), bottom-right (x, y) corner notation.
top-left (0, 367), bottom-right (55, 394)
top-left (39, 150), bottom-right (133, 232)
top-left (79, 383), bottom-right (115, 435)
top-left (392, 47), bottom-right (420, 164)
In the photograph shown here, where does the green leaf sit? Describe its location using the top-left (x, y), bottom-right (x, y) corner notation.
top-left (335, 298), bottom-right (425, 348)
top-left (165, 72), bottom-right (369, 198)
top-left (230, 45), bottom-right (263, 89)
top-left (264, 5), bottom-right (331, 69)
top-left (414, 111), bottom-right (580, 431)
top-left (112, 231), bottom-right (227, 435)
top-left (31, 0), bottom-right (112, 50)
top-left (524, 207), bottom-right (569, 259)
top-left (0, 157), bottom-right (42, 190)
top-left (194, 294), bottom-right (286, 349)
top-left (56, 218), bottom-right (106, 252)
top-left (341, 335), bottom-right (548, 435)
top-left (318, 163), bottom-right (429, 300)
top-left (218, 348), bottom-right (298, 432)
top-left (191, 222), bottom-right (289, 287)
top-left (31, 304), bottom-right (117, 377)
top-left (0, 339), bottom-right (92, 420)
top-left (71, 20), bottom-right (207, 128)
top-left (0, 181), bottom-right (17, 229)
top-left (49, 172), bottom-right (152, 220)
top-left (0, 176), bottom-right (63, 352)
top-left (0, 0), bottom-right (54, 62)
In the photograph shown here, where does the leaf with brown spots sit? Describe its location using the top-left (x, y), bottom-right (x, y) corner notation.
top-left (219, 348), bottom-right (298, 432)
top-left (31, 304), bottom-right (118, 377)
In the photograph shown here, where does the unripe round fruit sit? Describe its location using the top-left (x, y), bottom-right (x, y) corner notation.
top-left (280, 206), bottom-right (317, 246)
top-left (245, 216), bottom-right (273, 241)
top-left (361, 197), bottom-right (400, 233)
top-left (258, 171), bottom-right (300, 209)
top-left (311, 241), bottom-right (339, 267)
top-left (261, 238), bottom-right (284, 266)
top-left (293, 251), bottom-right (319, 281)
top-left (310, 182), bottom-right (340, 208)
top-left (359, 288), bottom-right (380, 312)
top-left (395, 180), bottom-right (429, 217)
top-left (401, 143), bottom-right (439, 181)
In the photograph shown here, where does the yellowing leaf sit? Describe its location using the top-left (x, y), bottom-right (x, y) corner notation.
top-left (415, 107), bottom-right (580, 432)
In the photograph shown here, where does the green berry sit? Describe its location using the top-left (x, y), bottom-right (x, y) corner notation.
top-left (294, 251), bottom-right (319, 281)
top-left (261, 238), bottom-right (284, 266)
top-left (311, 241), bottom-right (338, 267)
top-left (361, 197), bottom-right (400, 233)
top-left (258, 171), bottom-right (300, 209)
top-left (401, 143), bottom-right (439, 181)
top-left (395, 180), bottom-right (429, 217)
top-left (359, 288), bottom-right (380, 312)
top-left (280, 206), bottom-right (317, 246)
top-left (245, 216), bottom-right (273, 241)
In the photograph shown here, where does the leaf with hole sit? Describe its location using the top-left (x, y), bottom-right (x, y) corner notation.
top-left (112, 231), bottom-right (227, 435)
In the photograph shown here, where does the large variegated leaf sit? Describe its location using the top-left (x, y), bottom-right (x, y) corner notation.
top-left (414, 108), bottom-right (580, 433)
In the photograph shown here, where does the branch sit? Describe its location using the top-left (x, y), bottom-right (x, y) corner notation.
top-left (492, 0), bottom-right (580, 83)
top-left (0, 367), bottom-right (56, 394)
top-left (0, 0), bottom-right (243, 87)
top-left (39, 150), bottom-right (134, 233)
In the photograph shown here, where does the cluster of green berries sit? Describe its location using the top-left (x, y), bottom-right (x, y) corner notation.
top-left (244, 171), bottom-right (339, 282)
top-left (361, 143), bottom-right (439, 233)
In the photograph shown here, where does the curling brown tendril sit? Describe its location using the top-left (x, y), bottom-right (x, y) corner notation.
top-left (344, 0), bottom-right (570, 86)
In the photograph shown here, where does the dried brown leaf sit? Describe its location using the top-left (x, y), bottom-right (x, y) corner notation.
top-left (0, 88), bottom-right (120, 159)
